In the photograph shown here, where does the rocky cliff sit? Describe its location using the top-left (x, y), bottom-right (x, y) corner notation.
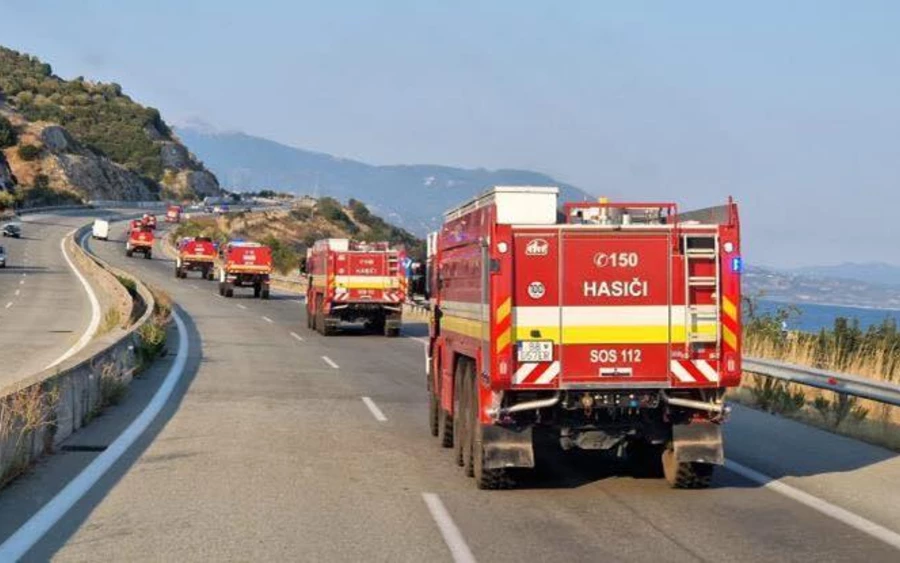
top-left (0, 45), bottom-right (221, 205)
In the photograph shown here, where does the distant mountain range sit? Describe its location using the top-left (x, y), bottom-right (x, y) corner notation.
top-left (744, 265), bottom-right (900, 310)
top-left (175, 126), bottom-right (594, 235)
top-left (788, 262), bottom-right (900, 288)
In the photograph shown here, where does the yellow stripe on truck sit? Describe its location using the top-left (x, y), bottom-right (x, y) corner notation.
top-left (513, 323), bottom-right (717, 345)
top-left (441, 315), bottom-right (484, 339)
top-left (334, 275), bottom-right (400, 289)
top-left (722, 296), bottom-right (737, 321)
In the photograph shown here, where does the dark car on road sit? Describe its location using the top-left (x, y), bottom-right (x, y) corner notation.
top-left (2, 223), bottom-right (21, 238)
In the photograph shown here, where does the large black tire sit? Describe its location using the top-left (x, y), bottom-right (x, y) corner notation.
top-left (261, 288), bottom-right (270, 300)
top-left (453, 363), bottom-right (466, 467)
top-left (662, 448), bottom-right (714, 489)
top-left (471, 367), bottom-right (512, 489)
top-left (437, 380), bottom-right (453, 449)
top-left (254, 284), bottom-right (261, 298)
top-left (145, 251), bottom-right (152, 259)
top-left (224, 283), bottom-right (234, 298)
top-left (385, 326), bottom-right (399, 338)
top-left (461, 361), bottom-right (475, 478)
top-left (428, 386), bottom-right (440, 437)
top-left (126, 249), bottom-right (133, 257)
top-left (219, 282), bottom-right (225, 296)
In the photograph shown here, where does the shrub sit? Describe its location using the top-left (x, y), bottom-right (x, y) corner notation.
top-left (0, 115), bottom-right (17, 148)
top-left (17, 144), bottom-right (40, 161)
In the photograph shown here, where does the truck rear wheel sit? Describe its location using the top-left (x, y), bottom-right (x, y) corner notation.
top-left (126, 249), bottom-right (133, 257)
top-left (453, 362), bottom-right (466, 467)
top-left (428, 387), bottom-right (439, 437)
top-left (469, 367), bottom-right (512, 489)
top-left (662, 447), bottom-right (714, 489)
top-left (145, 250), bottom-right (152, 259)
top-left (254, 284), bottom-right (261, 298)
top-left (261, 287), bottom-right (270, 299)
top-left (437, 380), bottom-right (453, 448)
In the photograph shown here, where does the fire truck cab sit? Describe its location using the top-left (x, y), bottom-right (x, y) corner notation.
top-left (427, 186), bottom-right (741, 489)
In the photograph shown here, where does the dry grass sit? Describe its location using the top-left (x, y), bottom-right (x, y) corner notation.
top-left (0, 384), bottom-right (60, 486)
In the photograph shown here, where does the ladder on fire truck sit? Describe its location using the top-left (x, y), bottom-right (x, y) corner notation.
top-left (682, 233), bottom-right (721, 352)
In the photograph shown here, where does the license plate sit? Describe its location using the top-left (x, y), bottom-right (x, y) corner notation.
top-left (517, 341), bottom-right (553, 362)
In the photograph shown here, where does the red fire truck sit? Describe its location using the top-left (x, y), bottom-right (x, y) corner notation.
top-left (126, 225), bottom-right (154, 259)
top-left (305, 239), bottom-right (406, 336)
top-left (165, 204), bottom-right (183, 223)
top-left (141, 213), bottom-right (157, 230)
top-left (427, 186), bottom-right (741, 489)
top-left (215, 241), bottom-right (273, 298)
top-left (175, 236), bottom-right (216, 279)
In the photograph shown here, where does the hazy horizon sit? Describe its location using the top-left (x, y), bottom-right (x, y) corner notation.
top-left (2, 1), bottom-right (899, 267)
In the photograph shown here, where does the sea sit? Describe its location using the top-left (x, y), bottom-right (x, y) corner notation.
top-left (755, 300), bottom-right (900, 333)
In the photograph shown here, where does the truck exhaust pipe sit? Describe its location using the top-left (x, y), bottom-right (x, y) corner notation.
top-left (488, 393), bottom-right (561, 417)
top-left (661, 392), bottom-right (730, 415)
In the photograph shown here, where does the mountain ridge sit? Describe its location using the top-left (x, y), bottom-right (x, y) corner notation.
top-left (175, 126), bottom-right (595, 235)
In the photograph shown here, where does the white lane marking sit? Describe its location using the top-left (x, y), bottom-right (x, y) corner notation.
top-left (422, 493), bottom-right (477, 563)
top-left (290, 331), bottom-right (304, 342)
top-left (189, 285), bottom-right (199, 290)
top-left (361, 397), bottom-right (387, 422)
top-left (262, 316), bottom-right (274, 323)
top-left (4, 302), bottom-right (11, 309)
top-left (410, 336), bottom-right (429, 345)
top-left (322, 356), bottom-right (339, 369)
top-left (237, 304), bottom-right (247, 310)
top-left (0, 311), bottom-right (190, 561)
top-left (725, 460), bottom-right (900, 550)
top-left (21, 272), bottom-right (26, 277)
top-left (19, 280), bottom-right (24, 285)
top-left (44, 230), bottom-right (101, 370)
top-left (14, 289), bottom-right (20, 296)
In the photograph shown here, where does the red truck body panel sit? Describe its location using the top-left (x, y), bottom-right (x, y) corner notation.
top-left (223, 244), bottom-right (273, 274)
top-left (128, 228), bottom-right (154, 248)
top-left (166, 205), bottom-right (183, 223)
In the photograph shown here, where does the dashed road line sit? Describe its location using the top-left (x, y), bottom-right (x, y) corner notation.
top-left (19, 280), bottom-right (24, 285)
top-left (262, 316), bottom-right (274, 323)
top-left (290, 331), bottom-right (304, 342)
top-left (5, 302), bottom-right (12, 309)
top-left (237, 304), bottom-right (247, 310)
top-left (361, 397), bottom-right (387, 422)
top-left (14, 289), bottom-right (20, 296)
top-left (422, 493), bottom-right (477, 563)
top-left (322, 356), bottom-right (339, 369)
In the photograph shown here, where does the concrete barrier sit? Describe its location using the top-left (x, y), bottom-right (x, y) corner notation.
top-left (0, 224), bottom-right (159, 488)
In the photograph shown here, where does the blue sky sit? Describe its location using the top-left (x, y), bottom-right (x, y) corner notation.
top-left (1, 0), bottom-right (899, 267)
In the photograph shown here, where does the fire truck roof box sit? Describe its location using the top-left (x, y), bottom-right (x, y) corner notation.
top-left (315, 238), bottom-right (350, 251)
top-left (446, 186), bottom-right (559, 225)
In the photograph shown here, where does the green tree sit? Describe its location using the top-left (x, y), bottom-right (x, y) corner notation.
top-left (17, 144), bottom-right (40, 161)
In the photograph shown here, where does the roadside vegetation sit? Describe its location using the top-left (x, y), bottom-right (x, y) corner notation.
top-left (0, 46), bottom-right (172, 180)
top-left (737, 295), bottom-right (900, 450)
top-left (172, 196), bottom-right (425, 276)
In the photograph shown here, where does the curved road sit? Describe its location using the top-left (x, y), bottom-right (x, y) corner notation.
top-left (0, 210), bottom-right (101, 388)
top-left (2, 216), bottom-right (900, 561)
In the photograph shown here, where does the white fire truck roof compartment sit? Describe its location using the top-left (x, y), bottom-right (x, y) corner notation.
top-left (316, 238), bottom-right (350, 251)
top-left (446, 186), bottom-right (559, 225)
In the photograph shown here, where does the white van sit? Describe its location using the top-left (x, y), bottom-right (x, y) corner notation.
top-left (92, 219), bottom-right (110, 240)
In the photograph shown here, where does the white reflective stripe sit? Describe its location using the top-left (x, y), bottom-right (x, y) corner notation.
top-left (694, 360), bottom-right (719, 382)
top-left (514, 362), bottom-right (538, 384)
top-left (535, 361), bottom-right (560, 384)
top-left (670, 361), bottom-right (695, 382)
top-left (515, 306), bottom-right (691, 327)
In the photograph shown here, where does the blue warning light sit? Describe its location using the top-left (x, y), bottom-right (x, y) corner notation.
top-left (731, 257), bottom-right (743, 274)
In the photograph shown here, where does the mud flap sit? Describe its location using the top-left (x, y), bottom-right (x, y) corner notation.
top-left (482, 425), bottom-right (534, 470)
top-left (673, 421), bottom-right (724, 465)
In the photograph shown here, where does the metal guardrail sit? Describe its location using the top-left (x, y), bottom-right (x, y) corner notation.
top-left (743, 357), bottom-right (900, 407)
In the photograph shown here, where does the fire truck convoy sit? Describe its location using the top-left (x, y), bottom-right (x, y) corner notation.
top-left (126, 224), bottom-right (154, 259)
top-left (175, 236), bottom-right (217, 279)
top-left (426, 186), bottom-right (741, 489)
top-left (216, 241), bottom-right (273, 298)
top-left (305, 239), bottom-right (407, 336)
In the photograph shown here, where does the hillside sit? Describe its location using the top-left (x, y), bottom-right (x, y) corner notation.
top-left (789, 262), bottom-right (900, 288)
top-left (0, 46), bottom-right (221, 207)
top-left (743, 265), bottom-right (900, 309)
top-left (172, 197), bottom-right (424, 274)
top-left (175, 126), bottom-right (595, 235)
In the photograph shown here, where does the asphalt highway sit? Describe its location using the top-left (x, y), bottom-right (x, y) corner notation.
top-left (2, 216), bottom-right (899, 562)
